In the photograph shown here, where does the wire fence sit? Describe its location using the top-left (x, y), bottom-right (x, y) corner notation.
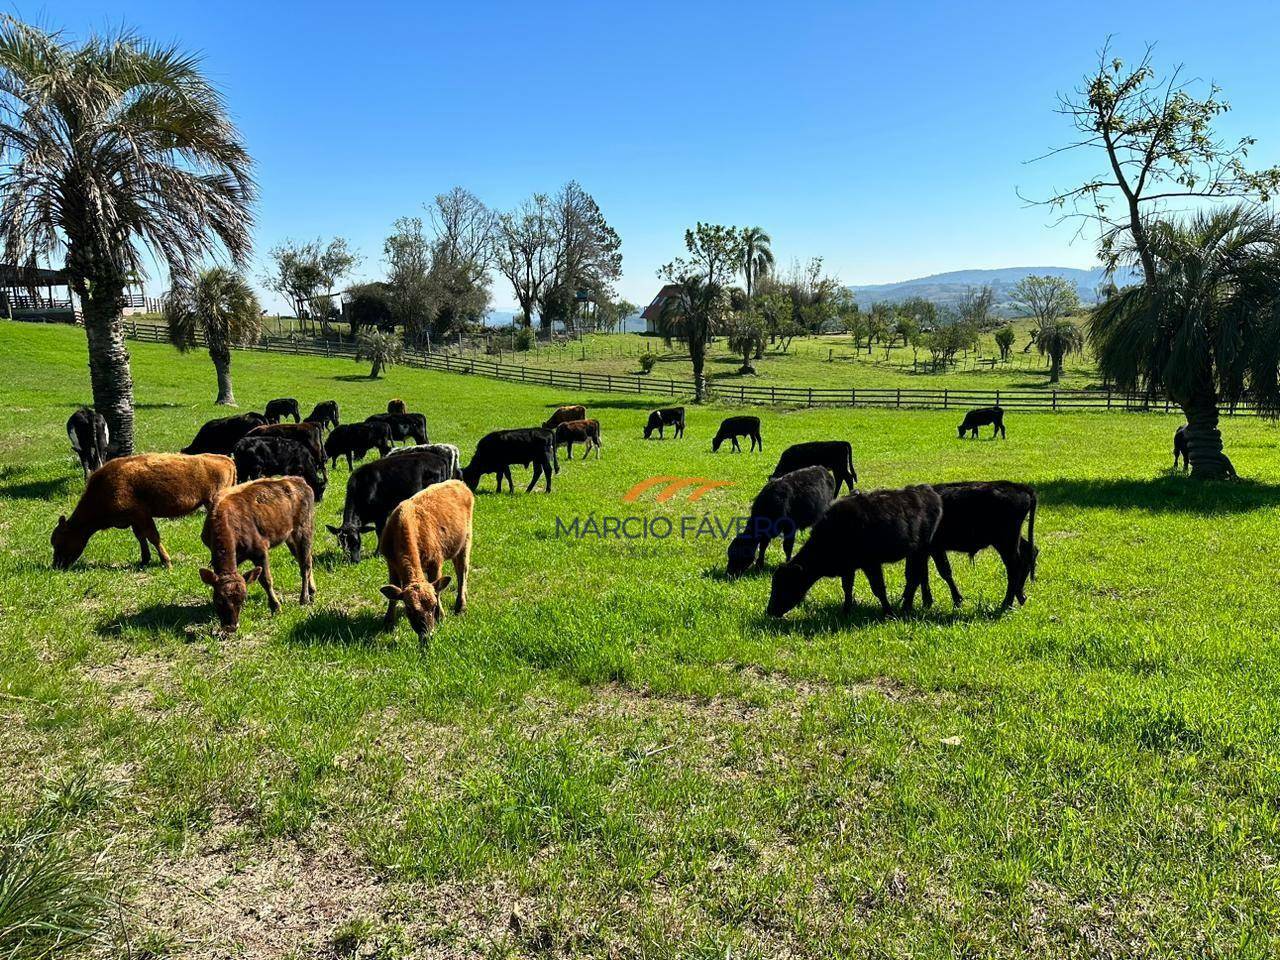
top-left (121, 319), bottom-right (1262, 416)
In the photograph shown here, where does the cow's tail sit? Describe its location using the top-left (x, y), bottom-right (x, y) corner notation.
top-left (1027, 489), bottom-right (1038, 581)
top-left (847, 442), bottom-right (857, 484)
top-left (551, 437), bottom-right (560, 474)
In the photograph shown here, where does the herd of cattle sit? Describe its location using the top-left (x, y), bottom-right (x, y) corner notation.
top-left (54, 396), bottom-right (1052, 640)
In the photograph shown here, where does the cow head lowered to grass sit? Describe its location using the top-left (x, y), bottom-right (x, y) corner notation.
top-left (199, 565), bottom-right (262, 631)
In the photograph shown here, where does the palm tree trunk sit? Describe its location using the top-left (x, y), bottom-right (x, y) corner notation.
top-left (82, 292), bottom-right (134, 458)
top-left (370, 358), bottom-right (382, 379)
top-left (1049, 352), bottom-right (1062, 383)
top-left (211, 349), bottom-right (235, 405)
top-left (1181, 393), bottom-right (1237, 480)
top-left (692, 348), bottom-right (705, 403)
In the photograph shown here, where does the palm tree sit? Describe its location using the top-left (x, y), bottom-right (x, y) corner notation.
top-left (0, 18), bottom-right (255, 456)
top-left (356, 330), bottom-right (404, 379)
top-left (164, 268), bottom-right (261, 405)
top-left (1090, 206), bottom-right (1280, 479)
top-left (740, 226), bottom-right (774, 301)
top-left (1034, 317), bottom-right (1084, 383)
top-left (657, 276), bottom-right (726, 402)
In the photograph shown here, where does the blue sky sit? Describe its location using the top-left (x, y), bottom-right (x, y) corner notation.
top-left (27, 0), bottom-right (1280, 311)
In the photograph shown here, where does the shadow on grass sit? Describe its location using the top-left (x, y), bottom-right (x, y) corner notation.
top-left (0, 472), bottom-right (75, 500)
top-left (757, 599), bottom-right (1006, 636)
top-left (1036, 476), bottom-right (1280, 514)
top-left (287, 608), bottom-right (386, 647)
top-left (331, 374), bottom-right (377, 382)
top-left (100, 602), bottom-right (209, 636)
top-left (566, 397), bottom-right (671, 411)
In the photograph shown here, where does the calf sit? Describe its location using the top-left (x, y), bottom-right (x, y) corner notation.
top-left (712, 415), bottom-right (763, 453)
top-left (727, 466), bottom-right (836, 575)
top-left (199, 477), bottom-right (316, 631)
top-left (325, 421), bottom-right (394, 469)
top-left (766, 485), bottom-right (942, 619)
top-left (387, 398), bottom-right (407, 415)
top-left (246, 422), bottom-right (325, 468)
top-left (644, 407), bottom-right (685, 439)
top-left (958, 406), bottom-right (1005, 439)
top-left (925, 481), bottom-right (1037, 610)
top-left (462, 428), bottom-right (559, 493)
top-left (771, 441), bottom-right (857, 495)
top-left (264, 398), bottom-right (301, 423)
top-left (305, 400), bottom-right (340, 431)
top-left (66, 407), bottom-right (109, 478)
top-left (51, 453), bottom-right (235, 569)
top-left (388, 443), bottom-right (463, 478)
top-left (182, 411), bottom-right (268, 455)
top-left (1173, 425), bottom-right (1188, 471)
top-left (554, 419), bottom-right (602, 460)
top-left (233, 435), bottom-right (327, 502)
top-left (327, 448), bottom-right (457, 561)
top-left (543, 404), bottom-right (587, 429)
top-left (365, 412), bottom-right (428, 446)
top-left (379, 479), bottom-right (474, 640)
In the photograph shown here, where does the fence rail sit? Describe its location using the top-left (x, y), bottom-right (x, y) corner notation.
top-left (121, 319), bottom-right (1260, 416)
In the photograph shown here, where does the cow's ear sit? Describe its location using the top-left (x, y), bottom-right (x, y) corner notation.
top-left (380, 584), bottom-right (403, 601)
top-left (433, 575), bottom-right (452, 593)
top-left (325, 524), bottom-right (342, 535)
top-left (199, 567), bottom-right (217, 586)
top-left (244, 567), bottom-right (263, 585)
top-left (57, 514), bottom-right (66, 526)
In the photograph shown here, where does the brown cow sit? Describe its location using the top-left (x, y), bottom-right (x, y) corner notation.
top-left (246, 421), bottom-right (325, 469)
top-left (387, 398), bottom-right (407, 415)
top-left (378, 479), bottom-right (474, 641)
top-left (51, 453), bottom-right (236, 569)
top-left (553, 419), bottom-right (602, 460)
top-left (199, 477), bottom-right (316, 631)
top-left (542, 404), bottom-right (586, 430)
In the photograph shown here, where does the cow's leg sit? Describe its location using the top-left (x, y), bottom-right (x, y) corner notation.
top-left (294, 531), bottom-right (316, 604)
top-left (526, 461), bottom-right (542, 493)
top-left (453, 538), bottom-right (470, 614)
top-left (383, 597), bottom-right (399, 630)
top-left (864, 565), bottom-right (892, 616)
top-left (566, 442), bottom-right (573, 460)
top-left (933, 549), bottom-right (962, 607)
top-left (132, 523), bottom-right (152, 566)
top-left (902, 553), bottom-right (929, 613)
top-left (995, 541), bottom-right (1020, 609)
top-left (755, 537), bottom-right (769, 569)
top-left (782, 530), bottom-right (796, 561)
top-left (257, 550), bottom-right (281, 613)
top-left (841, 571), bottom-right (856, 615)
top-left (543, 456), bottom-right (553, 492)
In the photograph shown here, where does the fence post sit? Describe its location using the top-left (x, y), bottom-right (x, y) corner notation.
top-left (896, 388), bottom-right (900, 408)
top-left (1107, 389), bottom-right (1112, 411)
top-left (996, 390), bottom-right (1000, 407)
top-left (943, 389), bottom-right (948, 410)
top-left (1053, 390), bottom-right (1058, 411)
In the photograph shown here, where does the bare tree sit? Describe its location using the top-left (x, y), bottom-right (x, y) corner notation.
top-left (429, 187), bottom-right (494, 269)
top-left (495, 193), bottom-right (562, 327)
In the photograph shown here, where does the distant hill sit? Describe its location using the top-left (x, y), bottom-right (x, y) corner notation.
top-left (482, 308), bottom-right (646, 332)
top-left (849, 266), bottom-right (1140, 313)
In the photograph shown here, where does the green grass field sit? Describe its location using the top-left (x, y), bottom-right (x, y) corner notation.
top-left (4, 320), bottom-right (1280, 958)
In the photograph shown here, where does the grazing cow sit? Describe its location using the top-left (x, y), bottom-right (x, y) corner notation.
top-left (543, 405), bottom-right (587, 430)
top-left (182, 412), bottom-right (268, 455)
top-left (644, 407), bottom-right (685, 439)
top-left (387, 398), bottom-right (407, 415)
top-left (328, 447), bottom-right (457, 562)
top-left (771, 441), bottom-right (857, 495)
top-left (554, 419), bottom-right (602, 460)
top-left (51, 453), bottom-right (235, 569)
top-left (1173, 425), bottom-right (1189, 471)
top-left (264, 398), bottom-right (301, 423)
top-left (766, 485), bottom-right (943, 619)
top-left (727, 466), bottom-right (836, 575)
top-left (232, 435), bottom-right (327, 502)
top-left (66, 407), bottom-right (109, 478)
top-left (958, 406), bottom-right (1006, 439)
top-left (199, 477), bottom-right (316, 631)
top-left (365, 412), bottom-right (428, 446)
top-left (246, 422), bottom-right (325, 468)
top-left (388, 443), bottom-right (463, 478)
top-left (712, 415), bottom-right (763, 453)
top-left (305, 400), bottom-right (340, 431)
top-left (379, 479), bottom-right (474, 640)
top-left (924, 481), bottom-right (1037, 610)
top-left (462, 428), bottom-right (559, 493)
top-left (324, 421), bottom-right (394, 470)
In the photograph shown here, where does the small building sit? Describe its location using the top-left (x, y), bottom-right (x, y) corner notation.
top-left (641, 284), bottom-right (684, 334)
top-left (0, 264), bottom-right (79, 324)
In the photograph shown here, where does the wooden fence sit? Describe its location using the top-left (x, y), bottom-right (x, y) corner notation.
top-left (122, 320), bottom-right (1257, 416)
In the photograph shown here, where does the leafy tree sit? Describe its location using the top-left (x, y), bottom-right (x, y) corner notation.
top-left (164, 268), bottom-right (261, 405)
top-left (1090, 206), bottom-right (1280, 478)
top-left (0, 17), bottom-right (255, 455)
top-left (267, 237), bottom-right (359, 329)
top-left (894, 314), bottom-right (920, 348)
top-left (867, 302), bottom-right (894, 354)
top-left (739, 226), bottom-right (774, 300)
top-left (661, 223), bottom-right (744, 286)
top-left (595, 298), bottom-right (638, 333)
top-left (1034, 42), bottom-right (1280, 282)
top-left (656, 276), bottom-right (726, 402)
top-left (994, 325), bottom-right (1016, 361)
top-left (550, 181), bottom-right (622, 329)
top-left (496, 192), bottom-right (561, 328)
top-left (898, 297), bottom-right (938, 336)
top-left (956, 285), bottom-right (996, 331)
top-left (383, 217), bottom-right (432, 336)
top-left (1035, 318), bottom-right (1084, 383)
top-left (1011, 275), bottom-right (1081, 326)
top-left (345, 283), bottom-right (394, 337)
top-left (726, 311), bottom-right (765, 374)
top-left (356, 329), bottom-right (403, 379)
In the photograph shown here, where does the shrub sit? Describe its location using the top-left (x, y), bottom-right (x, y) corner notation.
top-left (514, 327), bottom-right (534, 352)
top-left (639, 353), bottom-right (657, 374)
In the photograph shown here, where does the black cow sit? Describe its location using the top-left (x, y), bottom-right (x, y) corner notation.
top-left (766, 485), bottom-right (943, 619)
top-left (727, 466), bottom-right (836, 575)
top-left (644, 407), bottom-right (685, 439)
top-left (1173, 425), bottom-right (1188, 471)
top-left (246, 422), bottom-right (325, 470)
top-left (305, 400), bottom-right (340, 431)
top-left (365, 412), bottom-right (428, 446)
top-left (325, 421), bottom-right (394, 470)
top-left (326, 448), bottom-right (456, 561)
top-left (771, 441), bottom-right (857, 495)
top-left (232, 435), bottom-right (327, 502)
top-left (925, 481), bottom-right (1037, 610)
top-left (958, 406), bottom-right (1005, 439)
top-left (183, 412), bottom-right (268, 455)
top-left (712, 415), bottom-right (762, 453)
top-left (264, 398), bottom-right (301, 423)
top-left (462, 428), bottom-right (559, 493)
top-left (66, 407), bottom-right (109, 478)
